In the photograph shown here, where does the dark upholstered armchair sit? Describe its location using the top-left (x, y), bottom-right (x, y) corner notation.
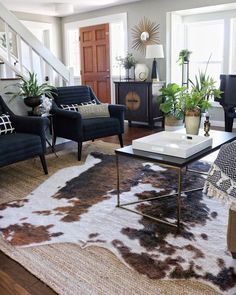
top-left (51, 86), bottom-right (126, 160)
top-left (0, 96), bottom-right (48, 174)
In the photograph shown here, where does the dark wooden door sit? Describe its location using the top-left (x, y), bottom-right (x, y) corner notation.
top-left (80, 23), bottom-right (110, 103)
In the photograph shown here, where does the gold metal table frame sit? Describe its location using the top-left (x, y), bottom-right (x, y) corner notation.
top-left (116, 154), bottom-right (208, 228)
top-left (115, 130), bottom-right (236, 228)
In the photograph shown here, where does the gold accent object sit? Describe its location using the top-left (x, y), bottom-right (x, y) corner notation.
top-left (131, 17), bottom-right (160, 54)
top-left (204, 115), bottom-right (211, 136)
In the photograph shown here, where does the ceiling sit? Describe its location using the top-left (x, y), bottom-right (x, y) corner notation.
top-left (0, 0), bottom-right (142, 17)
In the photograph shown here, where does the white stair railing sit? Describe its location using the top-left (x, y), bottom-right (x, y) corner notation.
top-left (0, 2), bottom-right (73, 86)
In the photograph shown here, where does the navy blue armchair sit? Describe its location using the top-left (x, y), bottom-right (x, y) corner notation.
top-left (0, 96), bottom-right (48, 174)
top-left (51, 86), bottom-right (126, 160)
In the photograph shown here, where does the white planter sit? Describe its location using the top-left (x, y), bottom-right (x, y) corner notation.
top-left (185, 115), bottom-right (201, 135)
top-left (135, 64), bottom-right (149, 81)
top-left (165, 115), bottom-right (184, 131)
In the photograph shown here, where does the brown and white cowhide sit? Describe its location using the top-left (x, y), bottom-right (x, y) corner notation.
top-left (0, 153), bottom-right (235, 294)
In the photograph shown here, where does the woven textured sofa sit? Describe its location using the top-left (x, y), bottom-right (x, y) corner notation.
top-left (51, 86), bottom-right (126, 160)
top-left (0, 96), bottom-right (48, 174)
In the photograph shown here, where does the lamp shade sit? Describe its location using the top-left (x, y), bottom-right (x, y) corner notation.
top-left (145, 44), bottom-right (164, 59)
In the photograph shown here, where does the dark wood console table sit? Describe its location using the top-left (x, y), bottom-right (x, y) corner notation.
top-left (114, 80), bottom-right (164, 129)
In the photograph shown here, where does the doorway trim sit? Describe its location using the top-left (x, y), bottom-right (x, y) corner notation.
top-left (63, 12), bottom-right (127, 102)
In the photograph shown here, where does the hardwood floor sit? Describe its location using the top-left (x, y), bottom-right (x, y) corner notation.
top-left (0, 123), bottom-right (158, 295)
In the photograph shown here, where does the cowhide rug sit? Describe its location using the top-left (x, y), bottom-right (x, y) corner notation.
top-left (0, 153), bottom-right (235, 294)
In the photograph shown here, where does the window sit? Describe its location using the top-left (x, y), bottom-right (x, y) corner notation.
top-left (230, 18), bottom-right (236, 73)
top-left (168, 9), bottom-right (236, 86)
top-left (185, 20), bottom-right (224, 85)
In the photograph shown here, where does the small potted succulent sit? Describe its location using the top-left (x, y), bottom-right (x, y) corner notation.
top-left (5, 71), bottom-right (56, 115)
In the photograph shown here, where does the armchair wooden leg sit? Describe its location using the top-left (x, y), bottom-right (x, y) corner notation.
top-left (52, 135), bottom-right (57, 147)
top-left (40, 155), bottom-right (48, 175)
top-left (118, 134), bottom-right (123, 147)
top-left (78, 142), bottom-right (82, 161)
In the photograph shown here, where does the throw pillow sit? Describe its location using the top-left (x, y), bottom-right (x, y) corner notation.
top-left (77, 104), bottom-right (110, 119)
top-left (60, 104), bottom-right (80, 112)
top-left (80, 99), bottom-right (97, 106)
top-left (0, 114), bottom-right (15, 135)
top-left (60, 100), bottom-right (97, 111)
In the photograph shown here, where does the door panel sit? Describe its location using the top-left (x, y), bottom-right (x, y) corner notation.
top-left (80, 23), bottom-right (110, 103)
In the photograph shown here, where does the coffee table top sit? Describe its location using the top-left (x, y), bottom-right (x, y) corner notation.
top-left (116, 129), bottom-right (236, 168)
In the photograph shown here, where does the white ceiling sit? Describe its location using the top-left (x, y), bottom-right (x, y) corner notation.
top-left (0, 0), bottom-right (142, 17)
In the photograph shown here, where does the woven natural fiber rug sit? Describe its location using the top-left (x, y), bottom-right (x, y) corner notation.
top-left (0, 141), bottom-right (233, 295)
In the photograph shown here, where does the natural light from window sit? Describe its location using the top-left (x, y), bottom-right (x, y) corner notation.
top-left (185, 20), bottom-right (224, 85)
top-left (67, 30), bottom-right (80, 77)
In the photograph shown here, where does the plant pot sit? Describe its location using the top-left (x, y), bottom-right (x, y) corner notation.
top-left (24, 96), bottom-right (42, 108)
top-left (164, 115), bottom-right (183, 131)
top-left (24, 96), bottom-right (43, 115)
top-left (185, 110), bottom-right (201, 135)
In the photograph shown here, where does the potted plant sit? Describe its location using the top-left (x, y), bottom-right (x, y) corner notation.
top-left (119, 53), bottom-right (137, 80)
top-left (182, 72), bottom-right (222, 134)
top-left (5, 72), bottom-right (56, 115)
top-left (159, 83), bottom-right (185, 130)
top-left (177, 49), bottom-right (192, 65)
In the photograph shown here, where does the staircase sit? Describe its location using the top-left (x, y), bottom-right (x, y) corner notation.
top-left (0, 2), bottom-right (73, 86)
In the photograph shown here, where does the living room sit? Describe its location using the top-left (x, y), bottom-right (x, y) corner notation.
top-left (0, 0), bottom-right (236, 294)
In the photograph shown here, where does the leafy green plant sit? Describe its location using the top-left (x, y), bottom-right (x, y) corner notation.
top-left (186, 76), bottom-right (221, 112)
top-left (120, 53), bottom-right (137, 69)
top-left (5, 72), bottom-right (57, 100)
top-left (177, 49), bottom-right (192, 65)
top-left (159, 83), bottom-right (186, 120)
top-left (186, 58), bottom-right (222, 112)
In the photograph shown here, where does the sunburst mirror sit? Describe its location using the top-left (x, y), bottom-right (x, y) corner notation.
top-left (131, 17), bottom-right (160, 54)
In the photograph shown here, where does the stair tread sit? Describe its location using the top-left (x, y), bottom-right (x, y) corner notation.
top-left (0, 77), bottom-right (21, 80)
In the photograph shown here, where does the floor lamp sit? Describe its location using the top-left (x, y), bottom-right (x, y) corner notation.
top-left (145, 44), bottom-right (164, 82)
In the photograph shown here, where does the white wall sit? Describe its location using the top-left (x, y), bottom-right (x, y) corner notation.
top-left (13, 11), bottom-right (62, 61)
top-left (61, 0), bottom-right (236, 81)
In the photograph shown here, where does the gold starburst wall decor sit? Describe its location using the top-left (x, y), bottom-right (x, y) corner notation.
top-left (131, 17), bottom-right (160, 54)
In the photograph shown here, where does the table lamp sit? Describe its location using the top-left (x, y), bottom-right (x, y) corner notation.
top-left (145, 44), bottom-right (164, 82)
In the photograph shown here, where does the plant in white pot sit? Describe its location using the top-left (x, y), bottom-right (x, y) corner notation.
top-left (182, 72), bottom-right (222, 135)
top-left (159, 83), bottom-right (185, 131)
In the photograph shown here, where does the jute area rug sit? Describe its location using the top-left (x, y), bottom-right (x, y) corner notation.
top-left (0, 141), bottom-right (229, 295)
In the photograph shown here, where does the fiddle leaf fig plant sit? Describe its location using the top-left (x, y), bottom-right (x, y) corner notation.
top-left (159, 83), bottom-right (186, 120)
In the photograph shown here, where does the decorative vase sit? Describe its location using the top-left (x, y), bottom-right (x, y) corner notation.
top-left (135, 64), bottom-right (149, 81)
top-left (125, 68), bottom-right (131, 80)
top-left (185, 110), bottom-right (201, 135)
top-left (164, 115), bottom-right (184, 131)
top-left (24, 96), bottom-right (43, 115)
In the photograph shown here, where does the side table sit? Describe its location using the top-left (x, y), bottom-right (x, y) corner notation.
top-left (28, 111), bottom-right (56, 155)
